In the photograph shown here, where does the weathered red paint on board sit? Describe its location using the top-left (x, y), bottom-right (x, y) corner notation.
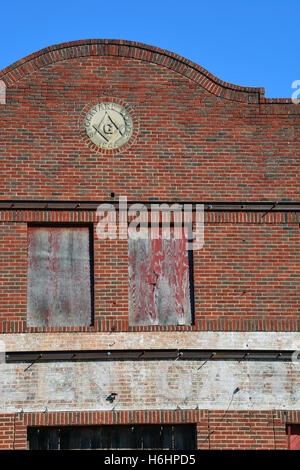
top-left (27, 226), bottom-right (92, 326)
top-left (287, 425), bottom-right (300, 450)
top-left (128, 233), bottom-right (192, 326)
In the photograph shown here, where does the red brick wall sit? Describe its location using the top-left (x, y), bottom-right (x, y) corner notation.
top-left (0, 210), bottom-right (299, 332)
top-left (0, 414), bottom-right (27, 450)
top-left (0, 222), bottom-right (27, 331)
top-left (0, 40), bottom-right (299, 451)
top-left (0, 40), bottom-right (299, 203)
top-left (203, 411), bottom-right (287, 450)
top-left (0, 40), bottom-right (298, 332)
top-left (0, 410), bottom-right (291, 450)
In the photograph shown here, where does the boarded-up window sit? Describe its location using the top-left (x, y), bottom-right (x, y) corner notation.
top-left (27, 226), bottom-right (93, 327)
top-left (28, 424), bottom-right (196, 450)
top-left (129, 234), bottom-right (193, 325)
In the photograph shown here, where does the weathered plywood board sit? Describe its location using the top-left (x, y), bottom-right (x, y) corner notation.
top-left (129, 235), bottom-right (192, 325)
top-left (27, 226), bottom-right (92, 326)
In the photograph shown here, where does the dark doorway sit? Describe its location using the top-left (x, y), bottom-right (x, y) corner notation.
top-left (28, 424), bottom-right (196, 450)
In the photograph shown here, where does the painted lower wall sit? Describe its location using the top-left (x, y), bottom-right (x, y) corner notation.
top-left (0, 359), bottom-right (299, 413)
top-left (0, 332), bottom-right (299, 449)
top-left (0, 332), bottom-right (300, 413)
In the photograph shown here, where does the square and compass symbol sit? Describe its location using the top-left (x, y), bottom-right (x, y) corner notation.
top-left (84, 102), bottom-right (133, 149)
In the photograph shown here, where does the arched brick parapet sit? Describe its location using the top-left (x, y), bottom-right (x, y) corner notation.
top-left (0, 39), bottom-right (265, 104)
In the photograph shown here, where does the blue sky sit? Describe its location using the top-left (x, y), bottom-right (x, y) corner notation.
top-left (0, 0), bottom-right (299, 97)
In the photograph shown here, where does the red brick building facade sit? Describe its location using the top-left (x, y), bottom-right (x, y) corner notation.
top-left (0, 39), bottom-right (299, 450)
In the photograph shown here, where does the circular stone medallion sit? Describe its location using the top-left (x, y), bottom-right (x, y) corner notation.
top-left (84, 102), bottom-right (133, 149)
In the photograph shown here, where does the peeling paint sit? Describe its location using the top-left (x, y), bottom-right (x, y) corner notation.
top-left (27, 227), bottom-right (92, 326)
top-left (2, 332), bottom-right (300, 352)
top-left (0, 361), bottom-right (299, 412)
top-left (129, 234), bottom-right (192, 325)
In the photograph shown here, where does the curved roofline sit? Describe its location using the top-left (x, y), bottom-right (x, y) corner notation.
top-left (0, 39), bottom-right (295, 104)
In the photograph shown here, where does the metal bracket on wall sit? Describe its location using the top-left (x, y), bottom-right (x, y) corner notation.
top-left (0, 201), bottom-right (299, 211)
top-left (5, 349), bottom-right (296, 364)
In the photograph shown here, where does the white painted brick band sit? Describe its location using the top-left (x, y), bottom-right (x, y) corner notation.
top-left (1, 332), bottom-right (300, 351)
